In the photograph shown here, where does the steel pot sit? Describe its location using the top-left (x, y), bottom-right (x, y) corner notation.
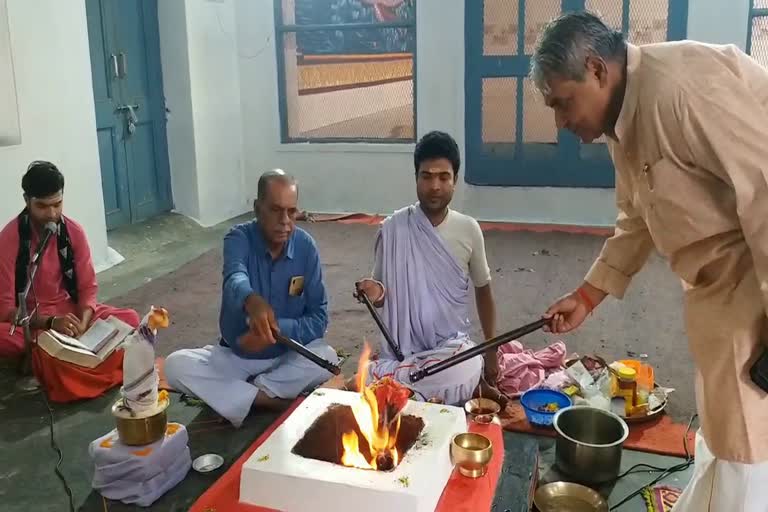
top-left (553, 406), bottom-right (629, 484)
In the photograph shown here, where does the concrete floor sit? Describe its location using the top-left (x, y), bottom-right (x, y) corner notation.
top-left (99, 212), bottom-right (695, 423)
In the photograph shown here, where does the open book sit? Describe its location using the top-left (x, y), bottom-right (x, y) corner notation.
top-left (37, 316), bottom-right (134, 368)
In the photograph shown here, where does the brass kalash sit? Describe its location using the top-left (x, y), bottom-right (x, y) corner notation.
top-left (110, 307), bottom-right (170, 446)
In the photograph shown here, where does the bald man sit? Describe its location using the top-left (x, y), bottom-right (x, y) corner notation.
top-left (164, 171), bottom-right (338, 427)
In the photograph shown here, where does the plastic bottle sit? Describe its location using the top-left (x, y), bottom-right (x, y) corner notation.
top-left (617, 366), bottom-right (638, 417)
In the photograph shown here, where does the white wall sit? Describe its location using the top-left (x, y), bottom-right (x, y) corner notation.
top-left (158, 0), bottom-right (200, 222)
top-left (159, 0), bottom-right (247, 228)
top-left (0, 0), bottom-right (20, 146)
top-left (0, 0), bottom-right (110, 267)
top-left (687, 0), bottom-right (750, 50)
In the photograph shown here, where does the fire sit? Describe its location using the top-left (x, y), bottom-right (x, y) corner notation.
top-left (341, 343), bottom-right (411, 471)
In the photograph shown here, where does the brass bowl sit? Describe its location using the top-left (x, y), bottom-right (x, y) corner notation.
top-left (464, 397), bottom-right (501, 424)
top-left (111, 398), bottom-right (169, 446)
top-left (534, 481), bottom-right (608, 511)
top-left (450, 432), bottom-right (493, 478)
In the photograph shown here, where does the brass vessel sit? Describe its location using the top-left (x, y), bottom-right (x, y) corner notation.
top-left (464, 397), bottom-right (501, 424)
top-left (450, 432), bottom-right (493, 478)
top-left (111, 396), bottom-right (170, 446)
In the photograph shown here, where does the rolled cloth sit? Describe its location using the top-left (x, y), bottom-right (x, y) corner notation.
top-left (121, 308), bottom-right (168, 414)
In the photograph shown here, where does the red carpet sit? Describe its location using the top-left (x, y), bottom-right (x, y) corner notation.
top-left (313, 212), bottom-right (614, 236)
top-left (189, 398), bottom-right (505, 512)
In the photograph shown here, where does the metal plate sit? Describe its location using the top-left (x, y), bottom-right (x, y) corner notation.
top-left (534, 482), bottom-right (609, 512)
top-left (612, 385), bottom-right (669, 424)
top-left (192, 453), bottom-right (224, 473)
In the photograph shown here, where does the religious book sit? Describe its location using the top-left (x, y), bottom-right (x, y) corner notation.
top-left (37, 316), bottom-right (134, 368)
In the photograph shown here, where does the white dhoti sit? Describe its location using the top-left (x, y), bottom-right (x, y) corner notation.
top-left (164, 339), bottom-right (339, 427)
top-left (673, 431), bottom-right (768, 512)
top-left (365, 337), bottom-right (482, 406)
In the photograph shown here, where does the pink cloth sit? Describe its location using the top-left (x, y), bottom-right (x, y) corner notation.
top-left (0, 216), bottom-right (139, 358)
top-left (496, 340), bottom-right (567, 397)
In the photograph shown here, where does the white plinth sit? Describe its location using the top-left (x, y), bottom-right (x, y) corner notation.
top-left (240, 388), bottom-right (467, 512)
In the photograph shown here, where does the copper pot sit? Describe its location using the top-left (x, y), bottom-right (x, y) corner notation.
top-left (111, 398), bottom-right (169, 446)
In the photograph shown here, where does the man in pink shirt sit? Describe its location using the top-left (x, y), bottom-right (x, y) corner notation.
top-left (0, 161), bottom-right (139, 358)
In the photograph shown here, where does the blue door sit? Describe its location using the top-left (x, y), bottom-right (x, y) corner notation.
top-left (464, 0), bottom-right (688, 188)
top-left (86, 0), bottom-right (172, 230)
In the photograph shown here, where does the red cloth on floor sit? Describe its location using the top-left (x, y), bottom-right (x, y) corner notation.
top-left (32, 345), bottom-right (125, 403)
top-left (189, 399), bottom-right (505, 512)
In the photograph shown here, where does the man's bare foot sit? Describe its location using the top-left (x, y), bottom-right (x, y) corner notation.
top-left (253, 391), bottom-right (293, 412)
top-left (474, 380), bottom-right (509, 409)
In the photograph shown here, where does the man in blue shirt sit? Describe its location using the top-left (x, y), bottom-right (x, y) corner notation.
top-left (165, 170), bottom-right (338, 427)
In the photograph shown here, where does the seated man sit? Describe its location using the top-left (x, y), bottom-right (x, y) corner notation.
top-left (165, 170), bottom-right (338, 427)
top-left (0, 161), bottom-right (140, 359)
top-left (354, 131), bottom-right (503, 406)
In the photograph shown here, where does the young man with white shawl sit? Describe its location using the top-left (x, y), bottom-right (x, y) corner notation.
top-left (354, 131), bottom-right (504, 406)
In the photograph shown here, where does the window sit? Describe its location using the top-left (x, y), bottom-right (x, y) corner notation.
top-left (274, 0), bottom-right (416, 143)
top-left (748, 0), bottom-right (768, 68)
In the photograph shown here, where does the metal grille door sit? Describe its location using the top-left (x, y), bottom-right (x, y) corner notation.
top-left (465, 0), bottom-right (688, 188)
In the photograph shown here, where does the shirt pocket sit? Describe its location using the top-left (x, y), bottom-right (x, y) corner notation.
top-left (636, 157), bottom-right (737, 256)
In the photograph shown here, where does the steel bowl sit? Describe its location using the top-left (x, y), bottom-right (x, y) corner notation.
top-left (534, 481), bottom-right (608, 512)
top-left (450, 432), bottom-right (493, 478)
top-left (464, 397), bottom-right (501, 424)
top-left (553, 406), bottom-right (629, 484)
top-left (192, 453), bottom-right (224, 473)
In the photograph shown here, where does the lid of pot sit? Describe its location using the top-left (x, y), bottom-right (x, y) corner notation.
top-left (618, 367), bottom-right (637, 380)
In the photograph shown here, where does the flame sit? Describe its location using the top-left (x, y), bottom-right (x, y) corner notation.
top-left (341, 342), bottom-right (406, 470)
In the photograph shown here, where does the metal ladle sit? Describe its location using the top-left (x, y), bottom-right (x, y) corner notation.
top-left (274, 331), bottom-right (342, 375)
top-left (409, 318), bottom-right (547, 383)
top-left (354, 288), bottom-right (405, 362)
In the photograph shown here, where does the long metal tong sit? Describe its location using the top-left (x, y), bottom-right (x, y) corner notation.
top-left (408, 318), bottom-right (547, 383)
top-left (274, 331), bottom-right (341, 375)
top-left (354, 288), bottom-right (405, 362)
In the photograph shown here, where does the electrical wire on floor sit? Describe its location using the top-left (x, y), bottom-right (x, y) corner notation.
top-left (608, 413), bottom-right (698, 510)
top-left (28, 281), bottom-right (75, 512)
top-left (41, 388), bottom-right (76, 512)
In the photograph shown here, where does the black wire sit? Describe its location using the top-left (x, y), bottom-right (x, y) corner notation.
top-left (608, 413), bottom-right (697, 510)
top-left (41, 389), bottom-right (76, 512)
top-left (29, 278), bottom-right (76, 512)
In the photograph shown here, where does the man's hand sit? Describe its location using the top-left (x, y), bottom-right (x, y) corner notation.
top-left (241, 294), bottom-right (278, 352)
top-left (544, 289), bottom-right (592, 334)
top-left (355, 278), bottom-right (385, 306)
top-left (76, 307), bottom-right (94, 338)
top-left (238, 330), bottom-right (276, 353)
top-left (51, 313), bottom-right (84, 338)
top-left (483, 350), bottom-right (500, 384)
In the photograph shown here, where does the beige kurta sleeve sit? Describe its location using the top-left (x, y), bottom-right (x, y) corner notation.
top-left (584, 163), bottom-right (655, 299)
top-left (680, 69), bottom-right (768, 316)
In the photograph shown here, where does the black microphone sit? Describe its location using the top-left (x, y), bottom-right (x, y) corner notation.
top-left (31, 221), bottom-right (58, 265)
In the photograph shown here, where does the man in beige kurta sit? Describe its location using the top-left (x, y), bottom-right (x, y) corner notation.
top-left (531, 11), bottom-right (768, 511)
